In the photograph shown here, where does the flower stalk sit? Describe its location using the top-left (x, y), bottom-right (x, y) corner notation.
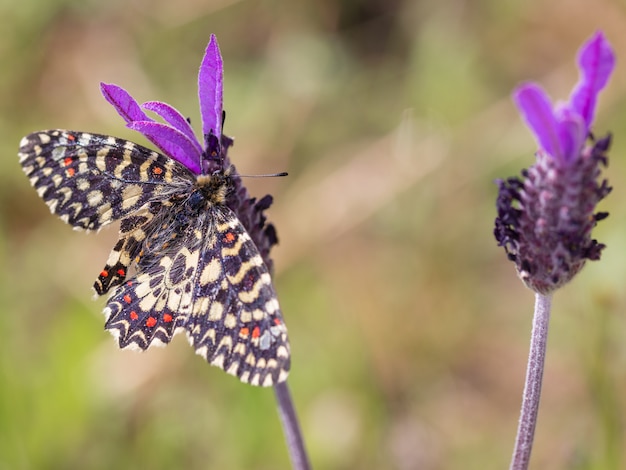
top-left (510, 293), bottom-right (552, 470)
top-left (275, 382), bottom-right (312, 470)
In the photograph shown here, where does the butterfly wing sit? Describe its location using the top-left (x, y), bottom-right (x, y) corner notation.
top-left (187, 207), bottom-right (290, 386)
top-left (101, 197), bottom-right (205, 348)
top-left (102, 243), bottom-right (198, 350)
top-left (19, 130), bottom-right (193, 231)
top-left (94, 203), bottom-right (161, 296)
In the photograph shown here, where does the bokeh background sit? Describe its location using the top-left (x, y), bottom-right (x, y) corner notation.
top-left (2, 0), bottom-right (626, 469)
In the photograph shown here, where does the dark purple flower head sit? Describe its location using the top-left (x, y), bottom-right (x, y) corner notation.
top-left (495, 32), bottom-right (615, 294)
top-left (101, 35), bottom-right (278, 269)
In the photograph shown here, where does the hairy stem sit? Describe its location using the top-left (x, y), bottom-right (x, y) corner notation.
top-left (274, 381), bottom-right (311, 470)
top-left (510, 293), bottom-right (553, 470)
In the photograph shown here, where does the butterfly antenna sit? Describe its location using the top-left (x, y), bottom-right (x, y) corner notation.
top-left (239, 172), bottom-right (288, 178)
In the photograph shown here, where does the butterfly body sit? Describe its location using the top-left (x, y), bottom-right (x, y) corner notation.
top-left (19, 130), bottom-right (289, 386)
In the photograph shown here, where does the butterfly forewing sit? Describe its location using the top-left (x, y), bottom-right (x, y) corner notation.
top-left (94, 203), bottom-right (161, 296)
top-left (19, 130), bottom-right (193, 230)
top-left (19, 129), bottom-right (290, 386)
top-left (187, 208), bottom-right (290, 386)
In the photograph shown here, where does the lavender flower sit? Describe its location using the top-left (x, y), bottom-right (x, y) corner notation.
top-left (100, 35), bottom-right (278, 271)
top-left (494, 32), bottom-right (615, 294)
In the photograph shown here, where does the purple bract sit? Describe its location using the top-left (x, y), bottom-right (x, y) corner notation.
top-left (101, 34), bottom-right (224, 175)
top-left (513, 31), bottom-right (615, 166)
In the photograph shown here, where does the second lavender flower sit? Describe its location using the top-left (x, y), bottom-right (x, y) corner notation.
top-left (494, 32), bottom-right (615, 294)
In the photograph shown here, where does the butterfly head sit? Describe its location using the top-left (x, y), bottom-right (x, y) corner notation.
top-left (195, 164), bottom-right (236, 207)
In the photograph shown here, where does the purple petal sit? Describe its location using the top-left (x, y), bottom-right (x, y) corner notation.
top-left (513, 83), bottom-right (564, 161)
top-left (142, 101), bottom-right (203, 155)
top-left (198, 34), bottom-right (224, 141)
top-left (127, 121), bottom-right (202, 173)
top-left (556, 111), bottom-right (586, 163)
top-left (100, 83), bottom-right (153, 123)
top-left (569, 31), bottom-right (616, 129)
top-left (101, 82), bottom-right (191, 165)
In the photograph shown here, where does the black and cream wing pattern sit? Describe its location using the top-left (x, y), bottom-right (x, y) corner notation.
top-left (19, 130), bottom-right (290, 386)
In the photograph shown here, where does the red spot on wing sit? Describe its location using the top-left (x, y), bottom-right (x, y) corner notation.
top-left (252, 326), bottom-right (261, 339)
top-left (66, 168), bottom-right (75, 177)
top-left (123, 294), bottom-right (132, 304)
top-left (153, 166), bottom-right (163, 175)
top-left (117, 268), bottom-right (125, 276)
top-left (126, 281), bottom-right (133, 287)
top-left (130, 311), bottom-right (138, 320)
top-left (63, 157), bottom-right (73, 166)
top-left (100, 270), bottom-right (109, 278)
top-left (240, 327), bottom-right (250, 337)
top-left (224, 232), bottom-right (236, 243)
top-left (273, 318), bottom-right (281, 325)
top-left (163, 313), bottom-right (173, 323)
top-left (146, 316), bottom-right (157, 328)
top-left (66, 134), bottom-right (76, 141)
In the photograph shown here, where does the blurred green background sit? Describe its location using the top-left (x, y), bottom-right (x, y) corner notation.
top-left (2, 0), bottom-right (626, 469)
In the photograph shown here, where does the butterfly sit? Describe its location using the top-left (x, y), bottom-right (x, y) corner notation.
top-left (19, 129), bottom-right (290, 386)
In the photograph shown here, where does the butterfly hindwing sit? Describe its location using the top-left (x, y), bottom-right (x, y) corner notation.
top-left (103, 261), bottom-right (190, 351)
top-left (19, 130), bottom-right (193, 230)
top-left (103, 207), bottom-right (203, 349)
